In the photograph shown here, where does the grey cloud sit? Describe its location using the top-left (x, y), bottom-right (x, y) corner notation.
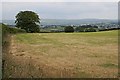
top-left (2, 2), bottom-right (118, 20)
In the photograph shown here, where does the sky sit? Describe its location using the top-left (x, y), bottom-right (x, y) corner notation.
top-left (1, 0), bottom-right (119, 2)
top-left (0, 0), bottom-right (119, 20)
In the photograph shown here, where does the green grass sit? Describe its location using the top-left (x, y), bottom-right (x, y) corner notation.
top-left (75, 71), bottom-right (91, 78)
top-left (15, 30), bottom-right (118, 46)
top-left (12, 30), bottom-right (118, 78)
top-left (99, 63), bottom-right (118, 68)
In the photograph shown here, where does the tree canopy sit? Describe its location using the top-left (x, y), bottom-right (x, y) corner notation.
top-left (64, 26), bottom-right (74, 32)
top-left (15, 11), bottom-right (40, 33)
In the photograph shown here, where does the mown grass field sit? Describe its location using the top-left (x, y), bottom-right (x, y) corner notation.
top-left (3, 30), bottom-right (118, 78)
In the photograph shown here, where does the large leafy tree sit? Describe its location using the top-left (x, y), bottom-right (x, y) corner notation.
top-left (15, 11), bottom-right (40, 33)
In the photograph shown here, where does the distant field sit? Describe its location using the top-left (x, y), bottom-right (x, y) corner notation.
top-left (3, 30), bottom-right (118, 78)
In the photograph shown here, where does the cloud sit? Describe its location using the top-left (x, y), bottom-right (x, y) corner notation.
top-left (2, 2), bottom-right (118, 20)
top-left (0, 3), bottom-right (2, 20)
top-left (1, 0), bottom-right (119, 2)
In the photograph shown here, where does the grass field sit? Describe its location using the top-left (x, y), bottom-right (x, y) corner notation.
top-left (3, 30), bottom-right (118, 78)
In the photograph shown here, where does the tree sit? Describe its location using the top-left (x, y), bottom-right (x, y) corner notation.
top-left (15, 11), bottom-right (40, 33)
top-left (64, 26), bottom-right (74, 32)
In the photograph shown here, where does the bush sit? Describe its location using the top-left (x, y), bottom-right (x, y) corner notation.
top-left (79, 28), bottom-right (85, 32)
top-left (84, 28), bottom-right (98, 32)
top-left (75, 27), bottom-right (85, 32)
top-left (64, 26), bottom-right (74, 32)
top-left (2, 24), bottom-right (26, 35)
top-left (1, 23), bottom-right (26, 46)
top-left (1, 23), bottom-right (26, 37)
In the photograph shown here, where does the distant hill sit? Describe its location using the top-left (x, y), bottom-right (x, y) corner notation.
top-left (41, 19), bottom-right (117, 25)
top-left (1, 19), bottom-right (117, 26)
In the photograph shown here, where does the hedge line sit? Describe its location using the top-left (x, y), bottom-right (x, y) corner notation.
top-left (1, 23), bottom-right (26, 46)
top-left (2, 24), bottom-right (26, 36)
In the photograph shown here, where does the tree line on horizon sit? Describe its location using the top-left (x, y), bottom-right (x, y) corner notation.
top-left (2, 10), bottom-right (119, 33)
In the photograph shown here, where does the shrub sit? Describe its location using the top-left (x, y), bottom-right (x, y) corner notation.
top-left (2, 23), bottom-right (26, 37)
top-left (1, 23), bottom-right (26, 46)
top-left (64, 26), bottom-right (74, 32)
top-left (2, 24), bottom-right (26, 34)
top-left (84, 28), bottom-right (98, 32)
top-left (75, 27), bottom-right (85, 32)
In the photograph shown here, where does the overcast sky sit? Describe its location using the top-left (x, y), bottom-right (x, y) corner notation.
top-left (1, 2), bottom-right (118, 20)
top-left (1, 0), bottom-right (119, 2)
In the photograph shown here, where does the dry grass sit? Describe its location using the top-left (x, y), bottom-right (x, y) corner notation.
top-left (3, 30), bottom-right (118, 78)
